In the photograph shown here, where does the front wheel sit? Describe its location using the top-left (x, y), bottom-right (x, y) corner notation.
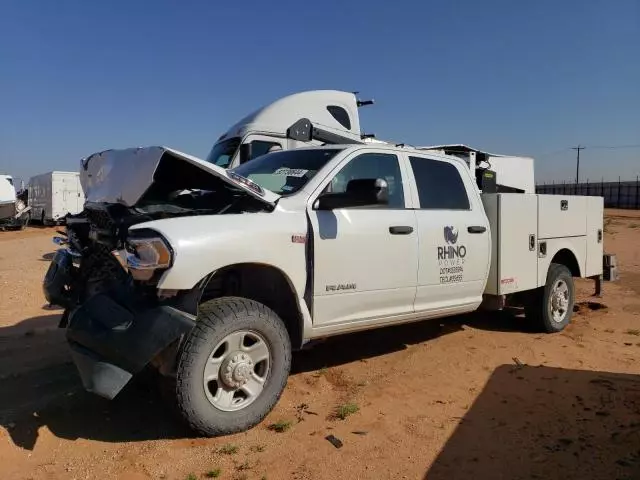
top-left (525, 263), bottom-right (575, 333)
top-left (175, 297), bottom-right (291, 436)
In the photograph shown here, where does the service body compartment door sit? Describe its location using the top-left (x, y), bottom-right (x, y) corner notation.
top-left (585, 196), bottom-right (604, 277)
top-left (482, 193), bottom-right (538, 295)
top-left (538, 195), bottom-right (588, 239)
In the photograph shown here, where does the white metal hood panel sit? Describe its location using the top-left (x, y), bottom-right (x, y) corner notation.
top-left (80, 146), bottom-right (280, 207)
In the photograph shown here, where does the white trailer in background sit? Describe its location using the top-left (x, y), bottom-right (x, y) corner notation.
top-left (28, 171), bottom-right (85, 224)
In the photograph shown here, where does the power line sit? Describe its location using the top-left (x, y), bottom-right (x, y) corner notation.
top-left (584, 144), bottom-right (640, 150)
top-left (536, 148), bottom-right (572, 158)
top-left (572, 145), bottom-right (585, 184)
top-left (535, 143), bottom-right (640, 156)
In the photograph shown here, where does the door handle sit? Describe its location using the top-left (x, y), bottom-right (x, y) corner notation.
top-left (467, 225), bottom-right (486, 234)
top-left (389, 226), bottom-right (414, 235)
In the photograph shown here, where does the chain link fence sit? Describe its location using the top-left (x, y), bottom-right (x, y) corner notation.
top-left (536, 177), bottom-right (640, 209)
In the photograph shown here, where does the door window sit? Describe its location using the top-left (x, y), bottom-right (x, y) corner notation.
top-left (408, 156), bottom-right (470, 210)
top-left (243, 140), bottom-right (282, 163)
top-left (327, 106), bottom-right (351, 130)
top-left (325, 153), bottom-right (405, 208)
top-left (206, 137), bottom-right (241, 168)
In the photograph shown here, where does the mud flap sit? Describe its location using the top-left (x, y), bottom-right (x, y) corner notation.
top-left (65, 293), bottom-right (195, 399)
top-left (69, 345), bottom-right (133, 400)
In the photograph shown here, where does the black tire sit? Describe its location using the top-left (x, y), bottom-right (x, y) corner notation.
top-left (525, 263), bottom-right (575, 333)
top-left (175, 297), bottom-right (291, 436)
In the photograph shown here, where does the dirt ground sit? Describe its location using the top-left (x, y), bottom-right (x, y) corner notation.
top-left (0, 211), bottom-right (639, 480)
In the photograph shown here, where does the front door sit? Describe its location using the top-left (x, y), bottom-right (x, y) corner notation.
top-left (406, 154), bottom-right (491, 315)
top-left (308, 151), bottom-right (419, 326)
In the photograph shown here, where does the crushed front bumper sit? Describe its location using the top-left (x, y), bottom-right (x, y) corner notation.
top-left (44, 249), bottom-right (195, 399)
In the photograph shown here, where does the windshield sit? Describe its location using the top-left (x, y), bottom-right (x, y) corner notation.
top-left (231, 148), bottom-right (341, 195)
top-left (206, 137), bottom-right (241, 168)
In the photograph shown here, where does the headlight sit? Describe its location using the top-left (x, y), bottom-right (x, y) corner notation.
top-left (125, 230), bottom-right (173, 281)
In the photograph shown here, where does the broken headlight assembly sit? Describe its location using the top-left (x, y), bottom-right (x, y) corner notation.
top-left (125, 230), bottom-right (173, 282)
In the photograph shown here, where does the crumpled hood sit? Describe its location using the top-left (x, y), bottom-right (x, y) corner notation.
top-left (79, 146), bottom-right (280, 207)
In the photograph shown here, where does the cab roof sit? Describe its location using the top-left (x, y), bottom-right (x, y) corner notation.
top-left (219, 90), bottom-right (363, 142)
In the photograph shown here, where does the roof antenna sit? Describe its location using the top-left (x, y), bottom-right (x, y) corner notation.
top-left (395, 143), bottom-right (405, 148)
top-left (361, 133), bottom-right (376, 140)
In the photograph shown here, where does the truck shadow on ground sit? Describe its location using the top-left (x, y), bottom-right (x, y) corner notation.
top-left (0, 314), bottom-right (194, 450)
top-left (423, 364), bottom-right (640, 480)
top-left (0, 308), bottom-right (622, 461)
top-left (291, 308), bottom-right (536, 373)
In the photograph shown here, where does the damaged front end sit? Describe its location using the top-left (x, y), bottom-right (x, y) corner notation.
top-left (44, 146), bottom-right (277, 399)
top-left (44, 212), bottom-right (196, 399)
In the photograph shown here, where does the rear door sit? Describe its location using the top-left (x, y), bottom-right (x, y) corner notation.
top-left (406, 154), bottom-right (490, 315)
top-left (76, 175), bottom-right (85, 212)
top-left (308, 149), bottom-right (419, 326)
top-left (61, 174), bottom-right (76, 218)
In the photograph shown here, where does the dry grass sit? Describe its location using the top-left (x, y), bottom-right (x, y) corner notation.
top-left (335, 403), bottom-right (360, 420)
top-left (219, 444), bottom-right (239, 455)
top-left (267, 420), bottom-right (292, 433)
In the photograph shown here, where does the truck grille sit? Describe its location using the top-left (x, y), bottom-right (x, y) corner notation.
top-left (84, 205), bottom-right (120, 248)
top-left (86, 207), bottom-right (115, 231)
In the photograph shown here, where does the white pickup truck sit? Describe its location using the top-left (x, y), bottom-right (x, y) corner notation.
top-left (43, 92), bottom-right (609, 437)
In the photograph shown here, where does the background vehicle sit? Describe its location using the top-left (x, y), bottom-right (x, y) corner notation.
top-left (28, 171), bottom-right (85, 224)
top-left (206, 90), bottom-right (537, 197)
top-left (0, 174), bottom-right (30, 231)
top-left (0, 174), bottom-right (17, 220)
top-left (206, 90), bottom-right (373, 169)
top-left (44, 127), bottom-right (610, 436)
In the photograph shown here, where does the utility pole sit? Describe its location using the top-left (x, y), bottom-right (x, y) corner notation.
top-left (572, 145), bottom-right (585, 184)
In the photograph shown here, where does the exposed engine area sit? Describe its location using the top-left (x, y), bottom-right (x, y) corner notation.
top-left (52, 188), bottom-right (269, 317)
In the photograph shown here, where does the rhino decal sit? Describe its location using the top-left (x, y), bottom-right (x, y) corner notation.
top-left (444, 226), bottom-right (458, 245)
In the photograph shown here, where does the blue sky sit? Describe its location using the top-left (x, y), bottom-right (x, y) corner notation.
top-left (1, 0), bottom-right (638, 186)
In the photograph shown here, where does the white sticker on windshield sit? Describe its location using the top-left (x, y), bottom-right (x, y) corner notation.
top-left (274, 167), bottom-right (308, 177)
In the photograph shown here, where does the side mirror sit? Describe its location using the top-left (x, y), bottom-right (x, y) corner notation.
top-left (239, 143), bottom-right (253, 164)
top-left (315, 178), bottom-right (389, 210)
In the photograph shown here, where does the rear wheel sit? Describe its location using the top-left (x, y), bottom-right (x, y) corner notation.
top-left (525, 263), bottom-right (575, 333)
top-left (175, 297), bottom-right (291, 436)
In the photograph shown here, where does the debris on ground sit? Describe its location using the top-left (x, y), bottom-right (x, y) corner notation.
top-left (325, 435), bottom-right (343, 449)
